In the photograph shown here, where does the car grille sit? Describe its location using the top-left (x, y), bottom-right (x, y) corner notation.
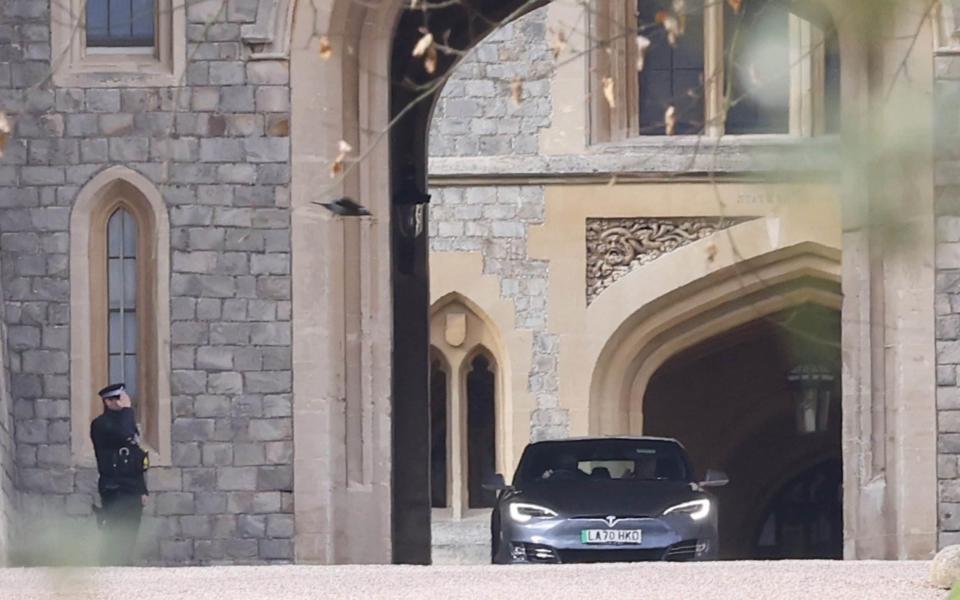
top-left (556, 548), bottom-right (665, 563)
top-left (517, 540), bottom-right (701, 564)
top-left (664, 540), bottom-right (699, 562)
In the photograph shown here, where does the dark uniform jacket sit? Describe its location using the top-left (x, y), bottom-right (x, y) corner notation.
top-left (90, 408), bottom-right (148, 496)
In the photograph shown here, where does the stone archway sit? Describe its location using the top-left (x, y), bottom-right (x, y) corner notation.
top-left (643, 304), bottom-right (843, 559)
top-left (280, 0), bottom-right (938, 563)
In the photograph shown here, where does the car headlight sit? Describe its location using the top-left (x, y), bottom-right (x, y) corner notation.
top-left (662, 499), bottom-right (710, 521)
top-left (508, 502), bottom-right (558, 523)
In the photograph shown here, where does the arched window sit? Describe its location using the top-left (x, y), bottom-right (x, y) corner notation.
top-left (71, 168), bottom-right (171, 465)
top-left (430, 351), bottom-right (450, 508)
top-left (466, 350), bottom-right (497, 509)
top-left (92, 192), bottom-right (160, 449)
top-left (428, 294), bottom-right (506, 517)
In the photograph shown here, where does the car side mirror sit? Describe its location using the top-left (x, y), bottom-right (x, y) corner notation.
top-left (482, 473), bottom-right (510, 491)
top-left (700, 469), bottom-right (729, 488)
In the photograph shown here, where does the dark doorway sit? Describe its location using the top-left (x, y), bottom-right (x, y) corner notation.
top-left (430, 353), bottom-right (449, 508)
top-left (644, 302), bottom-right (842, 559)
top-left (753, 460), bottom-right (843, 559)
top-left (466, 352), bottom-right (497, 508)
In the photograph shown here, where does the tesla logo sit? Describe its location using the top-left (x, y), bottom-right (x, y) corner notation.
top-left (604, 516), bottom-right (618, 527)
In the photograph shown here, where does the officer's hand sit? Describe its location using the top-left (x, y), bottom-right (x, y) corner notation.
top-left (141, 495), bottom-right (148, 507)
top-left (118, 391), bottom-right (132, 409)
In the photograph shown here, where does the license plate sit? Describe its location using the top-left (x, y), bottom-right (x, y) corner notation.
top-left (580, 529), bottom-right (642, 544)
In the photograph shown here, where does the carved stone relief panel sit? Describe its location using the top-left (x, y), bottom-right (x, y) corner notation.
top-left (585, 217), bottom-right (755, 303)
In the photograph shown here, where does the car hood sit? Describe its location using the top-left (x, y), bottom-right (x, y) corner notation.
top-left (510, 480), bottom-right (703, 517)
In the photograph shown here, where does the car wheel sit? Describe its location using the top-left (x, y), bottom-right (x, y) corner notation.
top-left (490, 510), bottom-right (501, 564)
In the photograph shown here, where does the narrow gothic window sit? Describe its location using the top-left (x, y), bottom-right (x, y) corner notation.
top-left (467, 352), bottom-right (497, 508)
top-left (637, 0), bottom-right (705, 134)
top-left (430, 355), bottom-right (449, 508)
top-left (86, 0), bottom-right (156, 48)
top-left (107, 208), bottom-right (140, 411)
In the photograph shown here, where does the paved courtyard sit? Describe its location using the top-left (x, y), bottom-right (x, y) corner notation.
top-left (0, 561), bottom-right (944, 600)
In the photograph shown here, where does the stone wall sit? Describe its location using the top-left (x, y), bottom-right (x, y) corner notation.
top-left (0, 260), bottom-right (18, 564)
top-left (428, 7), bottom-right (564, 442)
top-left (429, 7), bottom-right (552, 157)
top-left (428, 185), bottom-right (567, 441)
top-left (936, 50), bottom-right (960, 549)
top-left (0, 1), bottom-right (293, 564)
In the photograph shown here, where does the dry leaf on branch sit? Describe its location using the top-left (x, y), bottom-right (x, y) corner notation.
top-left (656, 11), bottom-right (681, 46)
top-left (412, 31), bottom-right (438, 74)
top-left (330, 140), bottom-right (353, 178)
top-left (549, 27), bottom-right (568, 60)
top-left (636, 35), bottom-right (652, 72)
top-left (412, 32), bottom-right (434, 57)
top-left (318, 36), bottom-right (333, 60)
top-left (510, 77), bottom-right (524, 107)
top-left (602, 77), bottom-right (616, 109)
top-left (0, 112), bottom-right (9, 158)
top-left (727, 0), bottom-right (742, 14)
top-left (664, 105), bottom-right (677, 135)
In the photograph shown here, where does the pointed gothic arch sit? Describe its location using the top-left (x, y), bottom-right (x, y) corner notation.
top-left (70, 166), bottom-right (171, 466)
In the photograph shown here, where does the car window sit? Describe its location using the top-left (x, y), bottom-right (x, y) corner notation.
top-left (515, 439), bottom-right (691, 485)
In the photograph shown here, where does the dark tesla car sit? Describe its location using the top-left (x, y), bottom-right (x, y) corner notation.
top-left (486, 436), bottom-right (729, 564)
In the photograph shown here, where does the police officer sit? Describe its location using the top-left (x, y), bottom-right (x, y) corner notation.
top-left (90, 383), bottom-right (149, 566)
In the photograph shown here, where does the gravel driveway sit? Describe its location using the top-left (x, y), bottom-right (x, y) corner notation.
top-left (0, 560), bottom-right (944, 600)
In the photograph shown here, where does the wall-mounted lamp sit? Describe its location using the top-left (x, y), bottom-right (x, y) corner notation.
top-left (393, 172), bottom-right (431, 239)
top-left (787, 363), bottom-right (835, 434)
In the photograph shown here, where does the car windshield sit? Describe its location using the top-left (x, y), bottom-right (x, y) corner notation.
top-left (514, 439), bottom-right (692, 485)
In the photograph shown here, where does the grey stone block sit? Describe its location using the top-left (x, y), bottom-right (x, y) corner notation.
top-left (157, 492), bottom-right (196, 516)
top-left (259, 539), bottom-right (293, 560)
top-left (23, 350), bottom-right (68, 374)
top-left (244, 372), bottom-right (291, 394)
top-left (21, 468), bottom-right (74, 493)
top-left (256, 87), bottom-right (290, 113)
top-left (210, 323), bottom-right (251, 344)
top-left (172, 370), bottom-right (209, 395)
top-left (250, 323), bottom-right (290, 346)
top-left (172, 418), bottom-right (215, 442)
top-left (85, 89), bottom-right (121, 113)
top-left (149, 468), bottom-right (184, 492)
top-left (218, 467), bottom-right (258, 491)
top-left (247, 418), bottom-right (291, 442)
top-left (225, 538), bottom-right (259, 559)
top-left (219, 86), bottom-right (255, 112)
top-left (195, 492), bottom-right (228, 515)
top-left (257, 466), bottom-right (292, 491)
top-left (180, 515), bottom-right (213, 538)
top-left (234, 443), bottom-right (265, 466)
top-left (209, 372), bottom-right (243, 394)
top-left (160, 539), bottom-right (194, 562)
top-left (173, 443), bottom-right (202, 467)
top-left (238, 514), bottom-right (266, 538)
top-left (108, 138), bottom-right (150, 161)
top-left (172, 322), bottom-right (208, 345)
top-left (184, 467), bottom-right (219, 491)
top-left (245, 138), bottom-right (289, 163)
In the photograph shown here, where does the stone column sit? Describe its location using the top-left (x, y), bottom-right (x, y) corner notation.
top-left (840, 1), bottom-right (937, 559)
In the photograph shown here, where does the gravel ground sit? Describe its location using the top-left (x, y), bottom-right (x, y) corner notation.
top-left (0, 561), bottom-right (944, 600)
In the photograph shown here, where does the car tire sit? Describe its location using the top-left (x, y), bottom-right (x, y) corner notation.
top-left (490, 510), bottom-right (501, 564)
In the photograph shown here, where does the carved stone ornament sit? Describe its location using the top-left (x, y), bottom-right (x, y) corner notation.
top-left (586, 217), bottom-right (755, 303)
top-left (242, 0), bottom-right (295, 59)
